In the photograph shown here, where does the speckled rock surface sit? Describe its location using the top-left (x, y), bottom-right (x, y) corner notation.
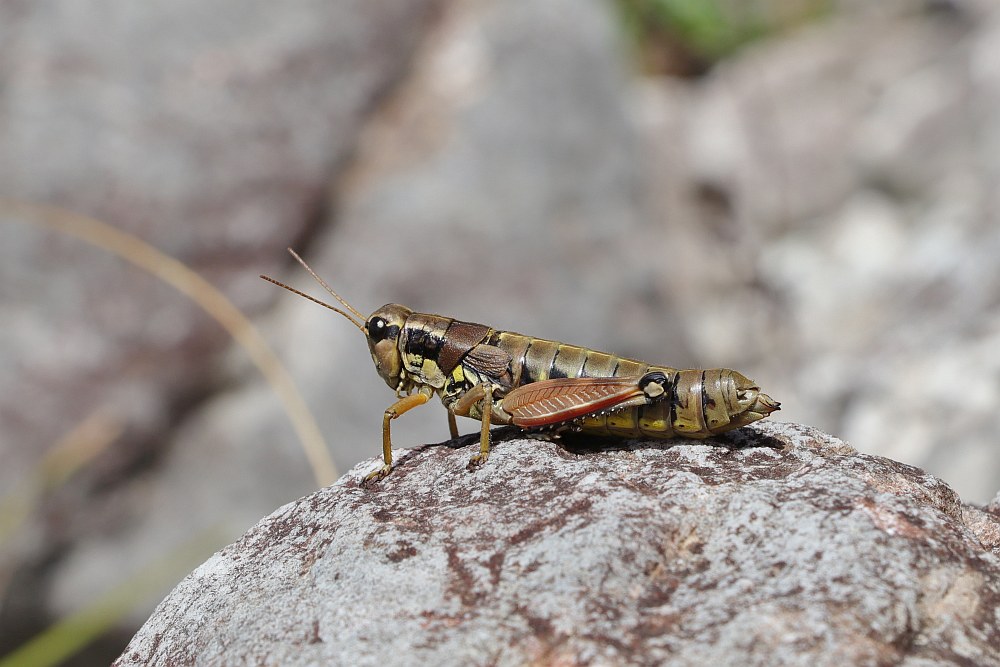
top-left (114, 422), bottom-right (1000, 667)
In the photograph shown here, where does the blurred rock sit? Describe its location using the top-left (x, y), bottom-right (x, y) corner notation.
top-left (0, 0), bottom-right (440, 654)
top-left (0, 0), bottom-right (439, 491)
top-left (114, 422), bottom-right (1000, 667)
top-left (636, 1), bottom-right (1000, 502)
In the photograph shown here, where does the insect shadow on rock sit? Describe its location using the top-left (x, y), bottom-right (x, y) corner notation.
top-left (557, 429), bottom-right (786, 457)
top-left (261, 249), bottom-right (780, 483)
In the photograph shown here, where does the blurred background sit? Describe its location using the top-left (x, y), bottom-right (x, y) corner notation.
top-left (2, 0), bottom-right (999, 663)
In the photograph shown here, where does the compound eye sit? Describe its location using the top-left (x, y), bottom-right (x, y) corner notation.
top-left (367, 316), bottom-right (389, 343)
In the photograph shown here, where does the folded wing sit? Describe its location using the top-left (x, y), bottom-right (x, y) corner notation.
top-left (501, 376), bottom-right (646, 427)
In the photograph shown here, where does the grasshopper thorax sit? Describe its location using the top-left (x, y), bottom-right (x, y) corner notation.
top-left (365, 304), bottom-right (413, 389)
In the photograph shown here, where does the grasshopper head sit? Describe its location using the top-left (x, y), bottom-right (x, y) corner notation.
top-left (365, 304), bottom-right (412, 389)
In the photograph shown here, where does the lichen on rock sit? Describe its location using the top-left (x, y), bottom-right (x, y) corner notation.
top-left (115, 422), bottom-right (1000, 666)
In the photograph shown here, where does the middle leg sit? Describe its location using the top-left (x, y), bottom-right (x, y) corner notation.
top-left (449, 382), bottom-right (500, 467)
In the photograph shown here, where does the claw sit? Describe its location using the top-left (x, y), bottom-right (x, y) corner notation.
top-left (363, 464), bottom-right (392, 483)
top-left (467, 451), bottom-right (490, 468)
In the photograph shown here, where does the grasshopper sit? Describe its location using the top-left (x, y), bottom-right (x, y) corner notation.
top-left (262, 249), bottom-right (779, 482)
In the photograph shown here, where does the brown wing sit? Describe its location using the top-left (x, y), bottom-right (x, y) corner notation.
top-left (437, 321), bottom-right (492, 374)
top-left (501, 376), bottom-right (645, 428)
top-left (463, 344), bottom-right (513, 378)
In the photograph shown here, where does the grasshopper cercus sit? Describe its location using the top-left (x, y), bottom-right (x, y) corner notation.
top-left (262, 249), bottom-right (780, 482)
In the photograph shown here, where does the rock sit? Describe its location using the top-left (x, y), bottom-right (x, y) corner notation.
top-left (114, 422), bottom-right (1000, 666)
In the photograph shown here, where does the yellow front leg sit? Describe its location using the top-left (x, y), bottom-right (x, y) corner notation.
top-left (365, 387), bottom-right (432, 482)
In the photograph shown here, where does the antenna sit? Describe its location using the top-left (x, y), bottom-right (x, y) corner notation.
top-left (286, 248), bottom-right (366, 323)
top-left (260, 260), bottom-right (366, 332)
